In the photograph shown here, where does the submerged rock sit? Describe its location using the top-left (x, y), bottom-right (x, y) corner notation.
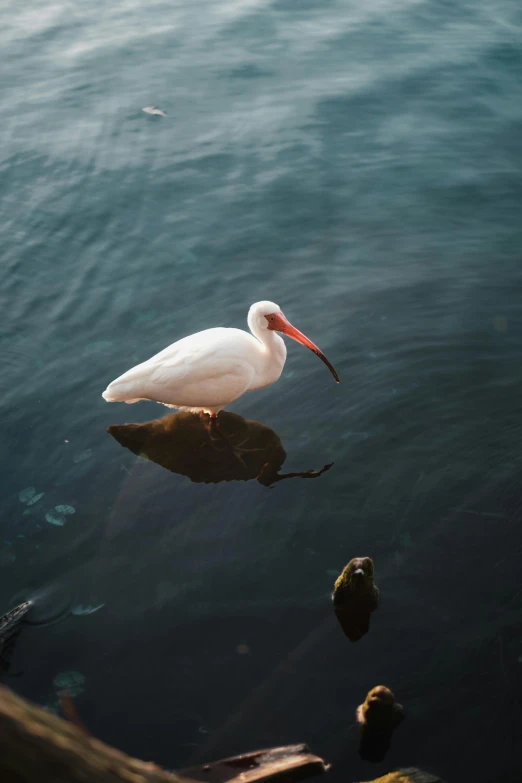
top-left (45, 511), bottom-right (65, 527)
top-left (356, 686), bottom-right (404, 763)
top-left (55, 505), bottom-right (75, 516)
top-left (357, 771), bottom-right (442, 783)
top-left (332, 557), bottom-right (379, 642)
top-left (18, 487), bottom-right (35, 503)
top-left (26, 492), bottom-right (44, 506)
top-left (53, 671), bottom-right (85, 698)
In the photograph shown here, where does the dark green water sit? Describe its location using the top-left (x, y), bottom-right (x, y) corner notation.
top-left (1, 0), bottom-right (522, 780)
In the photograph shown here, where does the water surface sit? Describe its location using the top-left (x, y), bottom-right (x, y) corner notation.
top-left (1, 1), bottom-right (522, 781)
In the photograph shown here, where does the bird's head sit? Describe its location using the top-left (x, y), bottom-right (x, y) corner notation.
top-left (248, 301), bottom-right (340, 383)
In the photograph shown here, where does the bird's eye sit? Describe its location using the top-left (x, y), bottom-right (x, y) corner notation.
top-left (270, 316), bottom-right (275, 321)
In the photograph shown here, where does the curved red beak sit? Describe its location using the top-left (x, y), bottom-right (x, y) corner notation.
top-left (265, 311), bottom-right (340, 383)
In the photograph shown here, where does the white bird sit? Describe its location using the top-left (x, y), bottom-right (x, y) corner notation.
top-left (102, 301), bottom-right (339, 417)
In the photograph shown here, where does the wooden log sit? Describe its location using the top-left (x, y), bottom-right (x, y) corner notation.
top-left (0, 685), bottom-right (328, 783)
top-left (181, 744), bottom-right (329, 783)
top-left (0, 683), bottom-right (184, 783)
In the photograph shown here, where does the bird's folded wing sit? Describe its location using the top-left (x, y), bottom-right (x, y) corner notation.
top-left (116, 328), bottom-right (256, 405)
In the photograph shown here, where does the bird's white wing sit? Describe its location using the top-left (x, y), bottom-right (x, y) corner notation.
top-left (104, 328), bottom-right (259, 408)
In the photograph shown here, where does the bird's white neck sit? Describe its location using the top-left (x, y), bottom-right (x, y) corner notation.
top-left (247, 311), bottom-right (287, 387)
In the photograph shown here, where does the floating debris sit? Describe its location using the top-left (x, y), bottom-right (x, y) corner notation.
top-left (0, 601), bottom-right (31, 637)
top-left (19, 487), bottom-right (35, 503)
top-left (142, 106), bottom-right (166, 116)
top-left (27, 492), bottom-right (44, 506)
top-left (55, 505), bottom-right (75, 516)
top-left (72, 604), bottom-right (105, 616)
top-left (53, 671), bottom-right (85, 698)
top-left (181, 744), bottom-right (331, 783)
top-left (45, 511), bottom-right (65, 527)
top-left (0, 601), bottom-right (31, 674)
top-left (73, 449), bottom-right (93, 464)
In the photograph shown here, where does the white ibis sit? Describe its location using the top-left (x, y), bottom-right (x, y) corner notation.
top-left (102, 301), bottom-right (339, 416)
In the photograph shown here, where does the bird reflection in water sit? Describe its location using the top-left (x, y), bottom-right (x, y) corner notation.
top-left (107, 411), bottom-right (333, 487)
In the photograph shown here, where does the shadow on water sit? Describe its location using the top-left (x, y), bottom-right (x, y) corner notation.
top-left (107, 411), bottom-right (333, 487)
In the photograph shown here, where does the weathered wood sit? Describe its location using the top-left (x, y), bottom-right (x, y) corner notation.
top-left (0, 683), bottom-right (185, 783)
top-left (0, 685), bottom-right (329, 783)
top-left (182, 744), bottom-right (329, 783)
